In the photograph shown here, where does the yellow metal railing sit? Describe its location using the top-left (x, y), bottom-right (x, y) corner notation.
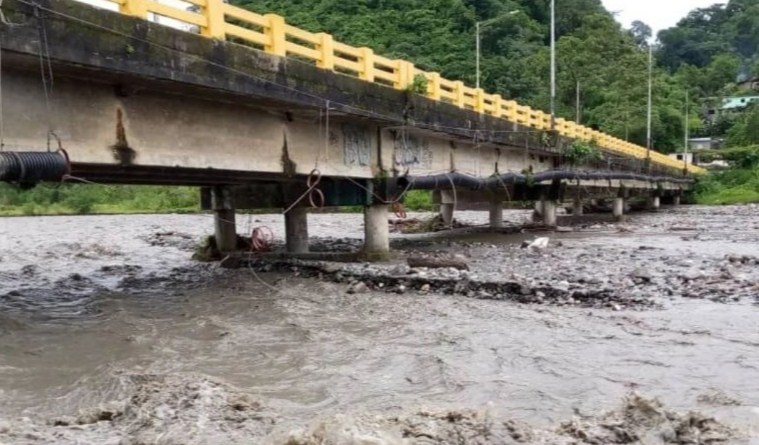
top-left (93, 0), bottom-right (703, 174)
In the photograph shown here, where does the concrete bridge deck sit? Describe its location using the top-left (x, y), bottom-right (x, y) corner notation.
top-left (0, 0), bottom-right (696, 257)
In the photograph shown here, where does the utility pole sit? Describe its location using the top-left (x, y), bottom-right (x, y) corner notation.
top-left (476, 21), bottom-right (481, 90)
top-left (550, 0), bottom-right (556, 131)
top-left (576, 80), bottom-right (581, 123)
top-left (646, 43), bottom-right (653, 161)
top-left (684, 90), bottom-right (690, 170)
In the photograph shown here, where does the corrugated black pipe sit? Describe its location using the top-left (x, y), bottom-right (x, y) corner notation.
top-left (0, 151), bottom-right (69, 187)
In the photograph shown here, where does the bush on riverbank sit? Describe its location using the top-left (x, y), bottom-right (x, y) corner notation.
top-left (0, 183), bottom-right (199, 216)
top-left (695, 146), bottom-right (759, 205)
top-left (695, 168), bottom-right (759, 205)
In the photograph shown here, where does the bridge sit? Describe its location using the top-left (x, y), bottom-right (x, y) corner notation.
top-left (0, 0), bottom-right (700, 258)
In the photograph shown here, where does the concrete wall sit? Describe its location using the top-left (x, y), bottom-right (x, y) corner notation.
top-left (3, 67), bottom-right (548, 181)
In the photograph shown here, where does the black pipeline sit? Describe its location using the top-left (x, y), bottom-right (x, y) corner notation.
top-left (0, 151), bottom-right (70, 188)
top-left (395, 170), bottom-right (693, 191)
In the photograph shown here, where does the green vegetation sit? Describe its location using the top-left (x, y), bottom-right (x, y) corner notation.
top-left (696, 144), bottom-right (759, 205)
top-left (403, 190), bottom-right (435, 211)
top-left (407, 74), bottom-right (430, 95)
top-left (563, 139), bottom-right (602, 166)
top-left (231, 0), bottom-right (757, 154)
top-left (696, 168), bottom-right (759, 205)
top-left (0, 183), bottom-right (199, 216)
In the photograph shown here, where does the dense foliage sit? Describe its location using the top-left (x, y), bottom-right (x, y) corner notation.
top-left (0, 183), bottom-right (199, 216)
top-left (232, 0), bottom-right (759, 206)
top-left (233, 0), bottom-right (713, 153)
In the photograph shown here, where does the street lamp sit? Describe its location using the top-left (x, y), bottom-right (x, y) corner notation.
top-left (646, 42), bottom-right (653, 161)
top-left (550, 0), bottom-right (556, 131)
top-left (475, 10), bottom-right (520, 90)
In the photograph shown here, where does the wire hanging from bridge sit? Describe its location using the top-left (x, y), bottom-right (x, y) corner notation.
top-left (33, 4), bottom-right (56, 152)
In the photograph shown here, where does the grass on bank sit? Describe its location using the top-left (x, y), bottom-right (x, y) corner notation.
top-left (695, 168), bottom-right (759, 205)
top-left (0, 183), bottom-right (200, 216)
top-left (0, 184), bottom-right (438, 216)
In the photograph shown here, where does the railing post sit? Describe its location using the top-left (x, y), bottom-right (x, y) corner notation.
top-left (359, 47), bottom-right (375, 82)
top-left (428, 72), bottom-right (441, 100)
top-left (264, 13), bottom-right (287, 57)
top-left (474, 88), bottom-right (485, 113)
top-left (202, 0), bottom-right (225, 39)
top-left (394, 60), bottom-right (406, 89)
top-left (317, 33), bottom-right (334, 70)
top-left (405, 61), bottom-right (416, 89)
top-left (120, 0), bottom-right (148, 19)
top-left (492, 94), bottom-right (503, 117)
top-left (504, 100), bottom-right (517, 121)
top-left (453, 80), bottom-right (465, 108)
top-left (396, 60), bottom-right (415, 89)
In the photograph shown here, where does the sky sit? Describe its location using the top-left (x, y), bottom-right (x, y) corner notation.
top-left (602, 0), bottom-right (724, 36)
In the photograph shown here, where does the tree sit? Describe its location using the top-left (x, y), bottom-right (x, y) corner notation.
top-left (727, 105), bottom-right (759, 146)
top-left (630, 20), bottom-right (652, 48)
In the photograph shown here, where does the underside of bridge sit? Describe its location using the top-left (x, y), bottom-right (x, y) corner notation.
top-left (0, 0), bottom-right (693, 257)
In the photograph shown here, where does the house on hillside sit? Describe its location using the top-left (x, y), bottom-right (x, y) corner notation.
top-left (688, 137), bottom-right (722, 151)
top-left (667, 137), bottom-right (726, 168)
top-left (737, 76), bottom-right (759, 92)
top-left (722, 96), bottom-right (759, 111)
top-left (706, 95), bottom-right (759, 122)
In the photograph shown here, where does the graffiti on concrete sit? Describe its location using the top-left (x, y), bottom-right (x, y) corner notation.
top-left (393, 132), bottom-right (432, 168)
top-left (342, 124), bottom-right (371, 166)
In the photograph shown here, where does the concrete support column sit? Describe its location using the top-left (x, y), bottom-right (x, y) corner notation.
top-left (440, 203), bottom-right (454, 226)
top-left (673, 195), bottom-right (681, 206)
top-left (613, 197), bottom-right (625, 221)
top-left (364, 204), bottom-right (390, 260)
top-left (212, 186), bottom-right (237, 253)
top-left (285, 207), bottom-right (309, 254)
top-left (489, 200), bottom-right (504, 229)
top-left (541, 199), bottom-right (557, 226)
top-left (573, 198), bottom-right (584, 217)
top-left (647, 195), bottom-right (661, 211)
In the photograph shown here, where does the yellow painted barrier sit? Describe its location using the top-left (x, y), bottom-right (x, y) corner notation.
top-left (104, 0), bottom-right (703, 174)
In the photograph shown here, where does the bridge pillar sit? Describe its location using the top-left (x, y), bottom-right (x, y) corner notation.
top-left (573, 198), bottom-right (584, 217)
top-left (440, 204), bottom-right (454, 226)
top-left (489, 199), bottom-right (504, 229)
top-left (541, 199), bottom-right (557, 227)
top-left (613, 197), bottom-right (625, 221)
top-left (673, 195), bottom-right (681, 206)
top-left (647, 195), bottom-right (661, 211)
top-left (364, 204), bottom-right (390, 260)
top-left (211, 186), bottom-right (237, 253)
top-left (285, 207), bottom-right (309, 254)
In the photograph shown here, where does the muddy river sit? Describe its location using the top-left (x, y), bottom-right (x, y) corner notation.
top-left (0, 207), bottom-right (758, 444)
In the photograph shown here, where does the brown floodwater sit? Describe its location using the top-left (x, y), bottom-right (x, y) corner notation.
top-left (0, 208), bottom-right (758, 443)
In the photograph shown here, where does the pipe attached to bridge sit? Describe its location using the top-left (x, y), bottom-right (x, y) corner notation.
top-left (396, 170), bottom-right (693, 191)
top-left (0, 151), bottom-right (70, 188)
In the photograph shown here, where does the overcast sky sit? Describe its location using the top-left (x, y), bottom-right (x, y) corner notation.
top-left (602, 0), bottom-right (725, 36)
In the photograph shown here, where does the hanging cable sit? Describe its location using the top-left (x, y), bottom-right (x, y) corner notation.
top-left (34, 5), bottom-right (55, 152)
top-left (0, 33), bottom-right (4, 151)
top-left (322, 100), bottom-right (330, 165)
top-left (444, 172), bottom-right (458, 229)
top-left (282, 168), bottom-right (324, 214)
